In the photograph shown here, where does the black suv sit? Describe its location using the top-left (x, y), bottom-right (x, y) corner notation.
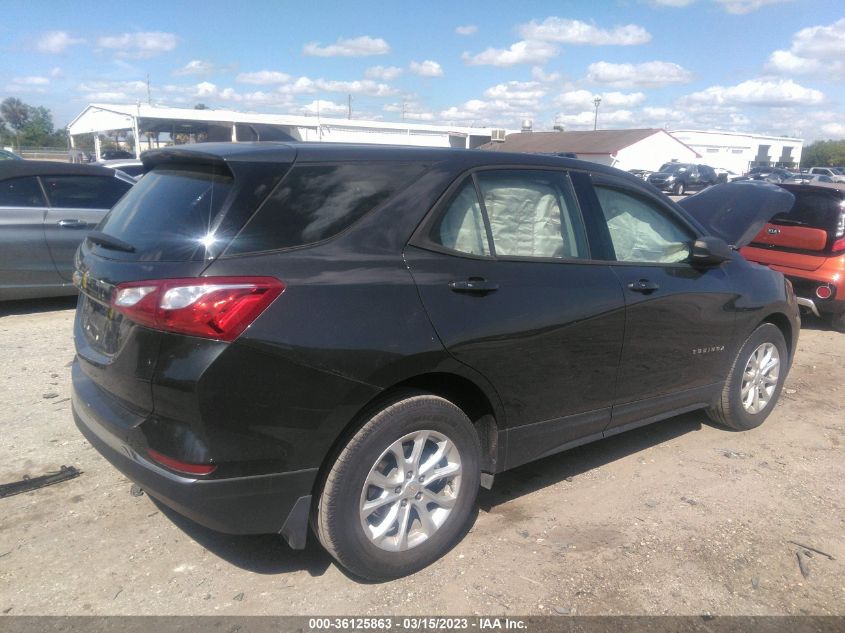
top-left (647, 163), bottom-right (718, 195)
top-left (72, 143), bottom-right (799, 580)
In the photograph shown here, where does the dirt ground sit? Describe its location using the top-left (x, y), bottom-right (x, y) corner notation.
top-left (0, 297), bottom-right (842, 616)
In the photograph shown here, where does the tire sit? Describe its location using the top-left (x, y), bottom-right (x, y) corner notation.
top-left (316, 392), bottom-right (481, 580)
top-left (674, 182), bottom-right (685, 196)
top-left (707, 323), bottom-right (788, 431)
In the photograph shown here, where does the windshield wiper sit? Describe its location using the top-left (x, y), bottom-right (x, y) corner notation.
top-left (86, 231), bottom-right (135, 253)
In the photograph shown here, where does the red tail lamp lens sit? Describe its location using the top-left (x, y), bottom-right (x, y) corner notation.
top-left (147, 449), bottom-right (216, 476)
top-left (112, 277), bottom-right (284, 341)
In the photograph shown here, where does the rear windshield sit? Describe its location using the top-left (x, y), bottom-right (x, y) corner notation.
top-left (225, 162), bottom-right (427, 255)
top-left (771, 190), bottom-right (844, 231)
top-left (96, 164), bottom-right (234, 261)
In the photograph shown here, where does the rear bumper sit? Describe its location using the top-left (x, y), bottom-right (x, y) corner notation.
top-left (72, 362), bottom-right (316, 545)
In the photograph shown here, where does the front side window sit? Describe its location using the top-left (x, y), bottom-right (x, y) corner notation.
top-left (476, 170), bottom-right (589, 259)
top-left (594, 185), bottom-right (692, 264)
top-left (42, 175), bottom-right (131, 210)
top-left (0, 177), bottom-right (45, 207)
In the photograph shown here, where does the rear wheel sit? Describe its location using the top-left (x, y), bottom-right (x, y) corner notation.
top-left (674, 182), bottom-right (685, 196)
top-left (707, 323), bottom-right (787, 430)
top-left (316, 392), bottom-right (481, 580)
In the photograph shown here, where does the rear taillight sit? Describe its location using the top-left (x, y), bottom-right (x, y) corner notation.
top-left (816, 285), bottom-right (833, 300)
top-left (833, 204), bottom-right (845, 251)
top-left (147, 449), bottom-right (216, 476)
top-left (112, 277), bottom-right (284, 341)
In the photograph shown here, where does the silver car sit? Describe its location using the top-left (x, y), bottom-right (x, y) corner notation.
top-left (0, 161), bottom-right (134, 300)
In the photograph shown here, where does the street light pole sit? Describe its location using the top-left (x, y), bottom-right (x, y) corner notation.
top-left (593, 96), bottom-right (602, 131)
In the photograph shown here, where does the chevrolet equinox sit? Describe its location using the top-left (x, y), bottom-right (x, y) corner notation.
top-left (72, 143), bottom-right (800, 580)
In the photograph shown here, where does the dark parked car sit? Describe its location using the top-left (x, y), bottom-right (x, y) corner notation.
top-left (746, 166), bottom-right (796, 183)
top-left (0, 161), bottom-right (134, 300)
top-left (100, 149), bottom-right (135, 160)
top-left (72, 143), bottom-right (799, 580)
top-left (647, 163), bottom-right (718, 195)
top-left (0, 149), bottom-right (23, 161)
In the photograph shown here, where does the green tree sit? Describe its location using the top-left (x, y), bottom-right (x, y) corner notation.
top-left (801, 140), bottom-right (845, 168)
top-left (0, 97), bottom-right (30, 148)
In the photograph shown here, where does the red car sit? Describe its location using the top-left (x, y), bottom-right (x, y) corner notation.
top-left (741, 183), bottom-right (845, 332)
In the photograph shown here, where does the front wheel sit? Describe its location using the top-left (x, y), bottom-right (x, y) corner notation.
top-left (315, 392), bottom-right (481, 580)
top-left (674, 182), bottom-right (685, 196)
top-left (707, 323), bottom-right (788, 430)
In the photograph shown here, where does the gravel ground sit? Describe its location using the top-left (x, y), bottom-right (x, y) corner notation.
top-left (0, 296), bottom-right (843, 616)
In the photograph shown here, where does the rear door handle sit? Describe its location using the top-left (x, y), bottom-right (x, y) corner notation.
top-left (627, 279), bottom-right (660, 293)
top-left (57, 219), bottom-right (87, 229)
top-left (449, 279), bottom-right (499, 293)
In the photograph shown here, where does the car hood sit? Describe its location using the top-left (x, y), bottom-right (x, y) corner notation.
top-left (678, 181), bottom-right (795, 248)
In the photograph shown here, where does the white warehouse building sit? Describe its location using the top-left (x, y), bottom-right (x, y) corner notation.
top-left (67, 103), bottom-right (511, 159)
top-left (668, 130), bottom-right (803, 174)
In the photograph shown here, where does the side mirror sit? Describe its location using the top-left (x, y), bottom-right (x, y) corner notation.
top-left (691, 236), bottom-right (733, 266)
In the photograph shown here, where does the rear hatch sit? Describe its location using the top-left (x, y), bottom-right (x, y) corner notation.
top-left (74, 145), bottom-right (295, 418)
top-left (746, 185), bottom-right (845, 271)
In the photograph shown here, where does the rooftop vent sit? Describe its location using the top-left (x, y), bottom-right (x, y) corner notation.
top-left (491, 129), bottom-right (507, 142)
top-left (521, 119), bottom-right (533, 133)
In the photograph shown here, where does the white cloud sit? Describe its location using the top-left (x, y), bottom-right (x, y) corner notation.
top-left (531, 66), bottom-right (563, 83)
top-left (365, 65), bottom-right (403, 81)
top-left (483, 81), bottom-right (546, 107)
top-left (49, 67), bottom-right (63, 78)
top-left (462, 40), bottom-right (559, 67)
top-left (313, 79), bottom-right (398, 96)
top-left (587, 60), bottom-right (693, 87)
top-left (300, 99), bottom-right (348, 116)
top-left (715, 0), bottom-right (791, 14)
top-left (455, 25), bottom-right (477, 36)
top-left (649, 0), bottom-right (696, 6)
top-left (766, 18), bottom-right (845, 78)
top-left (384, 102), bottom-right (436, 121)
top-left (519, 17), bottom-right (651, 45)
top-left (409, 60), bottom-right (444, 77)
top-left (194, 81), bottom-right (217, 98)
top-left (173, 60), bottom-right (215, 77)
top-left (554, 90), bottom-right (646, 110)
top-left (16, 76), bottom-right (50, 86)
top-left (820, 123), bottom-right (845, 138)
top-left (35, 31), bottom-right (85, 54)
top-left (683, 78), bottom-right (824, 107)
top-left (303, 36), bottom-right (390, 57)
top-left (77, 79), bottom-right (148, 102)
top-left (236, 70), bottom-right (291, 84)
top-left (554, 109), bottom-right (637, 127)
top-left (96, 32), bottom-right (177, 59)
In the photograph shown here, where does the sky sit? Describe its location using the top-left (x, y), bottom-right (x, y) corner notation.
top-left (1, 0), bottom-right (843, 141)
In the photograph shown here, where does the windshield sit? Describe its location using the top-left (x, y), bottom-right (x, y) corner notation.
top-left (659, 163), bottom-right (687, 173)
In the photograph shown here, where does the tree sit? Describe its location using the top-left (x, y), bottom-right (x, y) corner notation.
top-left (1, 97), bottom-right (30, 148)
top-left (801, 140), bottom-right (845, 168)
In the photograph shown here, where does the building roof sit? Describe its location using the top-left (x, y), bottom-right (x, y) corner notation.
top-left (478, 129), bottom-right (673, 155)
top-left (67, 103), bottom-right (507, 138)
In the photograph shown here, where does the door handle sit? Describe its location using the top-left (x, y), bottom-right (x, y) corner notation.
top-left (449, 278), bottom-right (499, 293)
top-left (627, 279), bottom-right (660, 293)
top-left (57, 219), bottom-right (87, 229)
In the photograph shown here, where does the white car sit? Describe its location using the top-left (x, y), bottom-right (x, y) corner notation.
top-left (809, 167), bottom-right (845, 183)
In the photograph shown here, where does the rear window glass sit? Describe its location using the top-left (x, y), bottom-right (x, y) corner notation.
top-left (97, 164), bottom-right (234, 261)
top-left (225, 162), bottom-right (427, 255)
top-left (772, 191), bottom-right (844, 231)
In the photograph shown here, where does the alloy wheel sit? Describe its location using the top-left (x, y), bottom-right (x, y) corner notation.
top-left (741, 342), bottom-right (780, 414)
top-left (359, 430), bottom-right (462, 552)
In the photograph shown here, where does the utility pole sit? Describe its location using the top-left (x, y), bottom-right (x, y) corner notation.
top-left (401, 99), bottom-right (406, 121)
top-left (347, 94), bottom-right (352, 120)
top-left (593, 96), bottom-right (601, 131)
top-left (146, 74), bottom-right (152, 105)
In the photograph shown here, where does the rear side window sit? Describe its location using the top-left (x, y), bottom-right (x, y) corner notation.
top-left (226, 162), bottom-right (428, 254)
top-left (434, 179), bottom-right (490, 256)
top-left (0, 177), bottom-right (45, 207)
top-left (97, 164), bottom-right (234, 261)
top-left (42, 175), bottom-right (131, 209)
